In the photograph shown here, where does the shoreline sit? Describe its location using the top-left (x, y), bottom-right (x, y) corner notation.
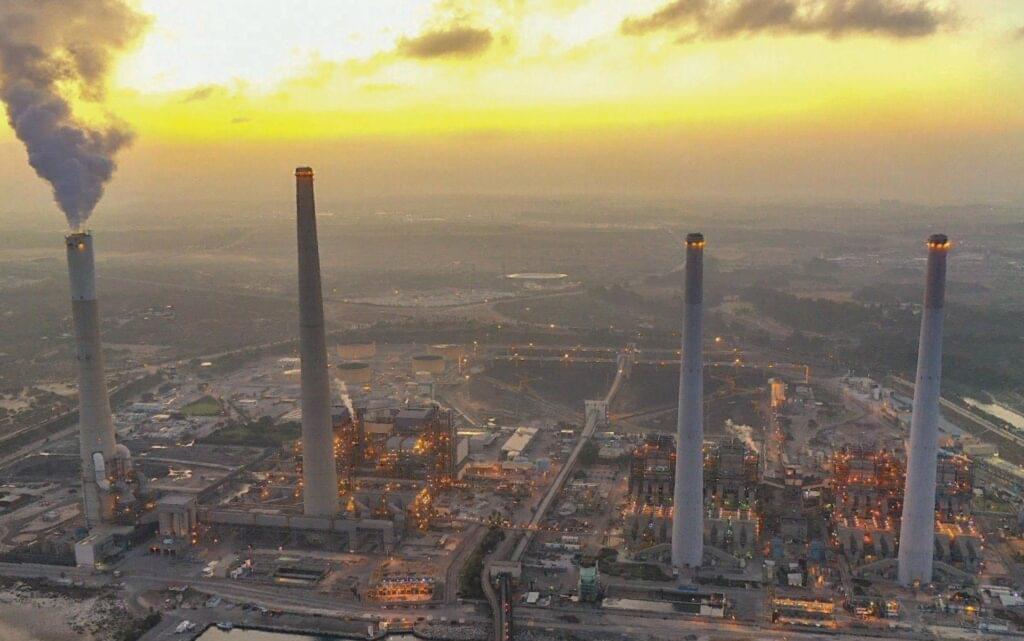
top-left (0, 579), bottom-right (155, 641)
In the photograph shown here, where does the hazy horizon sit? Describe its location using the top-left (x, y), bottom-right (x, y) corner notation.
top-left (2, 0), bottom-right (1024, 231)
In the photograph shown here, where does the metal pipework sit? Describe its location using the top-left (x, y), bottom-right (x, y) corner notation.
top-left (897, 233), bottom-right (950, 586)
top-left (672, 232), bottom-right (705, 569)
top-left (295, 167), bottom-right (339, 516)
top-left (66, 232), bottom-right (117, 526)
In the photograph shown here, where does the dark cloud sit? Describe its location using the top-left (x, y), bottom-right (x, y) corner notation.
top-left (713, 0), bottom-right (799, 36)
top-left (397, 25), bottom-right (494, 59)
top-left (621, 0), bottom-right (708, 35)
top-left (180, 84), bottom-right (224, 103)
top-left (622, 0), bottom-right (954, 41)
top-left (806, 0), bottom-right (951, 38)
top-left (0, 0), bottom-right (149, 229)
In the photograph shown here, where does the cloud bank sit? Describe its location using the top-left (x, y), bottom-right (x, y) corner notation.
top-left (397, 25), bottom-right (494, 59)
top-left (622, 0), bottom-right (954, 41)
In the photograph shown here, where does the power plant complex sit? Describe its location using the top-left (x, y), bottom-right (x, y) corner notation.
top-left (22, 178), bottom-right (1019, 638)
top-left (58, 170), bottom-right (458, 565)
top-left (0, 1), bottom-right (1014, 634)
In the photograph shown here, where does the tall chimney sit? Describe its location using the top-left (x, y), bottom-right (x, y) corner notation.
top-left (897, 233), bottom-right (950, 586)
top-left (672, 232), bottom-right (705, 569)
top-left (295, 167), bottom-right (339, 517)
top-left (66, 232), bottom-right (117, 526)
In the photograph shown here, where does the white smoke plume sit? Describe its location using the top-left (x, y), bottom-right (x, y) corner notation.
top-left (0, 0), bottom-right (148, 230)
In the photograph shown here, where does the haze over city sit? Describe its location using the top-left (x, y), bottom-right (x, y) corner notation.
top-left (1, 0), bottom-right (1023, 227)
top-left (1, 2), bottom-right (1024, 641)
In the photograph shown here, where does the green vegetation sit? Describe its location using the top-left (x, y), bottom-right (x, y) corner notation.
top-left (494, 288), bottom-right (662, 332)
top-left (740, 287), bottom-right (1024, 395)
top-left (741, 287), bottom-right (888, 334)
top-left (579, 440), bottom-right (600, 466)
top-left (458, 526), bottom-right (505, 599)
top-left (180, 394), bottom-right (222, 416)
top-left (201, 416), bottom-right (300, 447)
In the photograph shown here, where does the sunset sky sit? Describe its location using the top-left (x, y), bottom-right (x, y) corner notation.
top-left (2, 0), bottom-right (1023, 224)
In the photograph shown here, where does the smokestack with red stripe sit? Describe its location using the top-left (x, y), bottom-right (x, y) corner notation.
top-left (672, 232), bottom-right (705, 569)
top-left (295, 167), bottom-right (339, 516)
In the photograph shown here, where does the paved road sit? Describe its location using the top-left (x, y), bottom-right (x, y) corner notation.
top-left (445, 523), bottom-right (483, 604)
top-left (510, 349), bottom-right (631, 563)
top-left (0, 560), bottom-right (480, 626)
top-left (123, 571), bottom-right (480, 622)
top-left (518, 605), bottom-right (938, 641)
top-left (0, 561), bottom-right (110, 587)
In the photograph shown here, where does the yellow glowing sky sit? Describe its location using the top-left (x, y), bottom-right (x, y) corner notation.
top-left (2, 0), bottom-right (1024, 216)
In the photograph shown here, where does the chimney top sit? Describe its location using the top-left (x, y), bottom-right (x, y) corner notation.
top-left (685, 232), bottom-right (705, 248)
top-left (295, 167), bottom-right (314, 178)
top-left (65, 231), bottom-right (91, 248)
top-left (926, 234), bottom-right (950, 250)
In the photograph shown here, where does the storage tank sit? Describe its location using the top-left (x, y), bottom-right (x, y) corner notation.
top-left (411, 354), bottom-right (445, 374)
top-left (337, 343), bottom-right (376, 360)
top-left (430, 344), bottom-right (465, 362)
top-left (336, 361), bottom-right (372, 384)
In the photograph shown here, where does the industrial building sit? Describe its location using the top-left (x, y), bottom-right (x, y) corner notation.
top-left (142, 170), bottom-right (458, 563)
top-left (357, 405), bottom-right (457, 485)
top-left (578, 558), bottom-right (600, 602)
top-left (935, 451), bottom-right (973, 519)
top-left (831, 447), bottom-right (904, 520)
top-left (771, 595), bottom-right (835, 627)
top-left (626, 437), bottom-right (760, 551)
top-left (705, 438), bottom-right (760, 507)
top-left (628, 435), bottom-right (675, 507)
top-left (705, 508), bottom-right (759, 557)
top-left (829, 443), bottom-right (976, 569)
top-left (501, 427), bottom-right (539, 461)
